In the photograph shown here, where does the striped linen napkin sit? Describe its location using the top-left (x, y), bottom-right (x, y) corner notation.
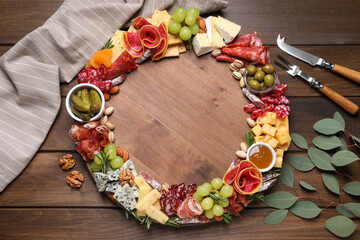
top-left (0, 0), bottom-right (228, 192)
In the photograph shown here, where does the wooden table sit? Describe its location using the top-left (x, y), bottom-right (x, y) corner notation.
top-left (1, 0), bottom-right (359, 239)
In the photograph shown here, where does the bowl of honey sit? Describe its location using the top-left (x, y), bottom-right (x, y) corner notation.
top-left (246, 142), bottom-right (276, 172)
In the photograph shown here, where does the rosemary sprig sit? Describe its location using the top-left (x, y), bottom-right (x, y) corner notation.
top-left (103, 38), bottom-right (114, 49)
top-left (249, 192), bottom-right (265, 202)
top-left (166, 217), bottom-right (180, 228)
top-left (245, 131), bottom-right (255, 148)
top-left (266, 168), bottom-right (281, 174)
top-left (144, 216), bottom-right (152, 230)
top-left (222, 212), bottom-right (233, 224)
top-left (209, 191), bottom-right (227, 204)
top-left (99, 150), bottom-right (111, 174)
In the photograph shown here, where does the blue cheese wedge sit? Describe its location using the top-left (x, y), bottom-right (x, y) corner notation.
top-left (192, 33), bottom-right (217, 56)
top-left (108, 159), bottom-right (138, 181)
top-left (113, 184), bottom-right (137, 211)
top-left (93, 172), bottom-right (109, 192)
top-left (205, 16), bottom-right (225, 48)
top-left (213, 16), bottom-right (241, 43)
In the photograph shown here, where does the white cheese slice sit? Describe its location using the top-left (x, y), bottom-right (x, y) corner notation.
top-left (192, 33), bottom-right (217, 56)
top-left (214, 16), bottom-right (241, 43)
top-left (205, 16), bottom-right (225, 48)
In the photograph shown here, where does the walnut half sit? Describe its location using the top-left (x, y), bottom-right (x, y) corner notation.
top-left (59, 154), bottom-right (75, 170)
top-left (67, 171), bottom-right (84, 188)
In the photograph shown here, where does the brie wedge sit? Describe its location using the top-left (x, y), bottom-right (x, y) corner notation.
top-left (192, 33), bottom-right (217, 56)
top-left (214, 16), bottom-right (241, 43)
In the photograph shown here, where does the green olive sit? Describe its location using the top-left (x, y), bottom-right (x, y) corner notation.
top-left (263, 64), bottom-right (275, 74)
top-left (256, 66), bottom-right (263, 72)
top-left (264, 74), bottom-right (275, 87)
top-left (247, 65), bottom-right (257, 76)
top-left (260, 82), bottom-right (267, 91)
top-left (248, 80), bottom-right (261, 90)
top-left (254, 71), bottom-right (265, 82)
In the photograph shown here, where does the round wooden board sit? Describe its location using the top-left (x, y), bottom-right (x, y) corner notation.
top-left (107, 51), bottom-right (250, 186)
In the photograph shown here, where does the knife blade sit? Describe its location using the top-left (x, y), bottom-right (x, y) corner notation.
top-left (277, 34), bottom-right (360, 85)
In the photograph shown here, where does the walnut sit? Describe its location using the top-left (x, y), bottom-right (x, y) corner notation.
top-left (66, 171), bottom-right (84, 188)
top-left (59, 154), bottom-right (75, 170)
top-left (119, 168), bottom-right (135, 186)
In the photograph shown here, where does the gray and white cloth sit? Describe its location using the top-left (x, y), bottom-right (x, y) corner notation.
top-left (0, 0), bottom-right (228, 192)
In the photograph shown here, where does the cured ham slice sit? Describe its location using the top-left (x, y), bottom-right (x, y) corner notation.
top-left (176, 197), bottom-right (202, 219)
top-left (76, 139), bottom-right (99, 160)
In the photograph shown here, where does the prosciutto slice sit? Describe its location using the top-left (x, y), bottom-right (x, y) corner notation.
top-left (176, 197), bottom-right (202, 219)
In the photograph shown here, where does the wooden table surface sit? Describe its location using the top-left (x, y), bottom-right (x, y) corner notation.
top-left (1, 0), bottom-right (360, 239)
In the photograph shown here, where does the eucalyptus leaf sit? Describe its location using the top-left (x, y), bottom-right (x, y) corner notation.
top-left (343, 203), bottom-right (360, 217)
top-left (299, 181), bottom-right (316, 191)
top-left (338, 137), bottom-right (348, 151)
top-left (290, 201), bottom-right (321, 219)
top-left (322, 172), bottom-right (340, 195)
top-left (291, 133), bottom-right (308, 149)
top-left (343, 181), bottom-right (360, 196)
top-left (264, 191), bottom-right (298, 209)
top-left (313, 118), bottom-right (344, 135)
top-left (264, 209), bottom-right (288, 225)
top-left (308, 148), bottom-right (335, 171)
top-left (325, 216), bottom-right (357, 238)
top-left (331, 150), bottom-right (359, 167)
top-left (279, 163), bottom-right (294, 188)
top-left (336, 205), bottom-right (356, 218)
top-left (288, 155), bottom-right (315, 172)
top-left (352, 135), bottom-right (360, 144)
top-left (312, 135), bottom-right (342, 150)
top-left (333, 112), bottom-right (345, 129)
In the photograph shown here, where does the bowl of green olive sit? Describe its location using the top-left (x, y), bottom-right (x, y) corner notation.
top-left (244, 62), bottom-right (278, 94)
top-left (66, 83), bottom-right (105, 122)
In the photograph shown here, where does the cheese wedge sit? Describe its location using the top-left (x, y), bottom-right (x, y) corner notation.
top-left (192, 33), bottom-right (218, 56)
top-left (109, 30), bottom-right (126, 62)
top-left (205, 16), bottom-right (225, 48)
top-left (213, 16), bottom-right (241, 43)
top-left (145, 205), bottom-right (169, 224)
top-left (136, 189), bottom-right (161, 211)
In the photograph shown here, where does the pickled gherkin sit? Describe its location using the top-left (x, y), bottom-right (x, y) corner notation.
top-left (71, 106), bottom-right (91, 121)
top-left (80, 88), bottom-right (91, 105)
top-left (90, 89), bottom-right (102, 114)
top-left (69, 86), bottom-right (103, 121)
top-left (70, 94), bottom-right (90, 112)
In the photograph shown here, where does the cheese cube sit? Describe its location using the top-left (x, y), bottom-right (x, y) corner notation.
top-left (275, 131), bottom-right (291, 145)
top-left (136, 189), bottom-right (161, 211)
top-left (261, 123), bottom-right (277, 137)
top-left (252, 124), bottom-right (262, 136)
top-left (192, 33), bottom-right (217, 56)
top-left (205, 17), bottom-right (225, 48)
top-left (109, 30), bottom-right (126, 62)
top-left (277, 137), bottom-right (291, 151)
top-left (256, 112), bottom-right (277, 126)
top-left (274, 149), bottom-right (285, 168)
top-left (254, 136), bottom-right (265, 143)
top-left (275, 116), bottom-right (289, 132)
top-left (145, 205), bottom-right (169, 224)
top-left (213, 16), bottom-right (241, 43)
top-left (265, 136), bottom-right (279, 149)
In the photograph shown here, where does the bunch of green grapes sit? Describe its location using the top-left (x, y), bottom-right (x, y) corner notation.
top-left (90, 143), bottom-right (123, 172)
top-left (193, 178), bottom-right (234, 219)
top-left (168, 7), bottom-right (200, 41)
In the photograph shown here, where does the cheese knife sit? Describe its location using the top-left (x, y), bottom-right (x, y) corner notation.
top-left (277, 34), bottom-right (360, 85)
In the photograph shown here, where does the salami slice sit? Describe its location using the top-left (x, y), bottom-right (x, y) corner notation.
top-left (221, 46), bottom-right (267, 64)
top-left (106, 51), bottom-right (137, 80)
top-left (78, 64), bottom-right (107, 84)
top-left (216, 54), bottom-right (251, 67)
top-left (233, 160), bottom-right (262, 195)
top-left (123, 32), bottom-right (145, 58)
top-left (226, 32), bottom-right (262, 48)
top-left (132, 16), bottom-right (152, 30)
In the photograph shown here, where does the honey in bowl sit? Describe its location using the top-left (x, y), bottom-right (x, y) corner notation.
top-left (247, 143), bottom-right (275, 171)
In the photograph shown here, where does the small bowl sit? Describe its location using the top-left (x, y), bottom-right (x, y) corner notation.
top-left (246, 142), bottom-right (276, 172)
top-left (244, 62), bottom-right (278, 95)
top-left (66, 83), bottom-right (105, 122)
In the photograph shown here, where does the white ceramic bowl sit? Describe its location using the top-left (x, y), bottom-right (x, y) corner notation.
top-left (65, 83), bottom-right (105, 122)
top-left (246, 142), bottom-right (276, 172)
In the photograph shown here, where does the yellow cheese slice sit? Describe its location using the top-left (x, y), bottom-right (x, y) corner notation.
top-left (277, 137), bottom-right (291, 151)
top-left (274, 149), bottom-right (285, 168)
top-left (145, 205), bottom-right (169, 224)
top-left (136, 189), bottom-right (161, 211)
top-left (153, 199), bottom-right (161, 211)
top-left (109, 30), bottom-right (126, 62)
top-left (256, 112), bottom-right (277, 126)
top-left (275, 116), bottom-right (290, 145)
top-left (164, 44), bottom-right (180, 57)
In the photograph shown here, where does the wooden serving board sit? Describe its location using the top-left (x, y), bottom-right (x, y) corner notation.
top-left (105, 51), bottom-right (250, 187)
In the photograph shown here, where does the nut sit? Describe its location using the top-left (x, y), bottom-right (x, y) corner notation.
top-left (232, 71), bottom-right (242, 80)
top-left (105, 121), bottom-right (115, 130)
top-left (104, 92), bottom-right (111, 101)
top-left (119, 168), bottom-right (135, 186)
top-left (239, 77), bottom-right (245, 88)
top-left (240, 142), bottom-right (248, 152)
top-left (108, 131), bottom-right (115, 142)
top-left (211, 49), bottom-right (221, 57)
top-left (117, 147), bottom-right (124, 157)
top-left (236, 150), bottom-right (247, 159)
top-left (233, 60), bottom-right (244, 68)
top-left (109, 86), bottom-right (119, 95)
top-left (239, 67), bottom-right (246, 75)
top-left (230, 63), bottom-right (240, 72)
top-left (123, 150), bottom-right (129, 162)
top-left (104, 106), bottom-right (114, 116)
top-left (100, 115), bottom-right (108, 125)
top-left (66, 171), bottom-right (84, 188)
top-left (246, 118), bottom-right (256, 128)
top-left (59, 154), bottom-right (75, 171)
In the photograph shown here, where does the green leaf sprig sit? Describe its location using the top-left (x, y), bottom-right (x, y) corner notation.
top-left (245, 130), bottom-right (255, 148)
top-left (103, 38), bottom-right (114, 49)
top-left (222, 212), bottom-right (233, 224)
top-left (166, 217), bottom-right (180, 228)
top-left (209, 191), bottom-right (227, 204)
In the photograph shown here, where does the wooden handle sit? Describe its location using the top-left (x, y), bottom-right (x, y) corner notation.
top-left (320, 86), bottom-right (359, 115)
top-left (332, 64), bottom-right (360, 85)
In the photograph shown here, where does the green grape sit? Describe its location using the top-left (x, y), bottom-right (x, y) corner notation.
top-left (192, 192), bottom-right (203, 203)
top-left (168, 20), bottom-right (182, 34)
top-left (179, 26), bottom-right (192, 41)
top-left (106, 147), bottom-right (117, 160)
top-left (218, 198), bottom-right (229, 208)
top-left (201, 197), bottom-right (214, 210)
top-left (94, 153), bottom-right (103, 165)
top-left (196, 185), bottom-right (210, 197)
top-left (186, 8), bottom-right (200, 19)
top-left (172, 11), bottom-right (185, 23)
top-left (220, 185), bottom-right (234, 198)
top-left (90, 161), bottom-right (101, 172)
top-left (189, 24), bottom-right (199, 35)
top-left (205, 209), bottom-right (214, 219)
top-left (211, 178), bottom-right (223, 190)
top-left (110, 156), bottom-right (123, 169)
top-left (175, 7), bottom-right (186, 16)
top-left (212, 205), bottom-right (224, 216)
top-left (104, 143), bottom-right (116, 153)
top-left (185, 15), bottom-right (196, 26)
top-left (202, 183), bottom-right (211, 191)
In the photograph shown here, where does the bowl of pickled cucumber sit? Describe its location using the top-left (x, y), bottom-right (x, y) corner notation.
top-left (244, 62), bottom-right (278, 94)
top-left (66, 83), bottom-right (105, 122)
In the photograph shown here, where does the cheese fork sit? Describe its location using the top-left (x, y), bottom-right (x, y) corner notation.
top-left (275, 55), bottom-right (359, 115)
